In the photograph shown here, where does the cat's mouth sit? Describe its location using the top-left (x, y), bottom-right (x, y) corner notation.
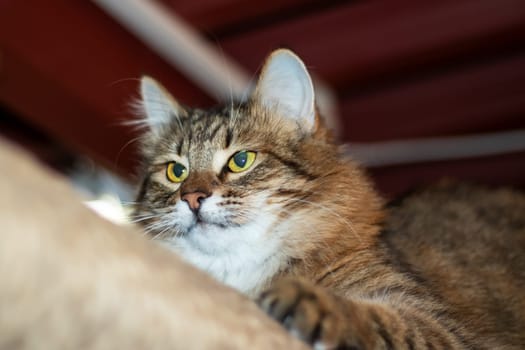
top-left (187, 214), bottom-right (228, 232)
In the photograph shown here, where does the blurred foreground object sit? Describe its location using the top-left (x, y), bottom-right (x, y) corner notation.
top-left (0, 138), bottom-right (306, 350)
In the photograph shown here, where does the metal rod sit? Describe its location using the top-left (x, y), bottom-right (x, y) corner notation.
top-left (92, 0), bottom-right (250, 101)
top-left (346, 129), bottom-right (525, 167)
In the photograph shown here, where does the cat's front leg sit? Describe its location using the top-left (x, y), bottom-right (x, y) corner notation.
top-left (258, 278), bottom-right (463, 350)
top-left (258, 278), bottom-right (385, 349)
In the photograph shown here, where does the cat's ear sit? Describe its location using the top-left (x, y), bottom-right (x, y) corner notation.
top-left (139, 76), bottom-right (183, 134)
top-left (254, 49), bottom-right (316, 132)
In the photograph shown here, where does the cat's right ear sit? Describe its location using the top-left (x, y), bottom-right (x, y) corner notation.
top-left (254, 49), bottom-right (316, 133)
top-left (139, 76), bottom-right (183, 134)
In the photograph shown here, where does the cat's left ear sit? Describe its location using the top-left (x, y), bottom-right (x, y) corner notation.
top-left (254, 49), bottom-right (316, 132)
top-left (140, 76), bottom-right (184, 135)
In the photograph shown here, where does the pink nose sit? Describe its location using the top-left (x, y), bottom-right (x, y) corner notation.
top-left (181, 192), bottom-right (209, 211)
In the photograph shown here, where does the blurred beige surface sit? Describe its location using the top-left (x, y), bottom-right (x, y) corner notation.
top-left (0, 138), bottom-right (307, 350)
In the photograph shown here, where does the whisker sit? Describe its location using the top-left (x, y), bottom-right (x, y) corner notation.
top-left (150, 224), bottom-right (176, 240)
top-left (106, 77), bottom-right (142, 88)
top-left (128, 214), bottom-right (162, 224)
top-left (144, 221), bottom-right (172, 238)
top-left (276, 198), bottom-right (362, 244)
top-left (114, 135), bottom-right (143, 169)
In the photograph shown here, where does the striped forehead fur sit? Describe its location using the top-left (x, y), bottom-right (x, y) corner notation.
top-left (138, 100), bottom-right (335, 188)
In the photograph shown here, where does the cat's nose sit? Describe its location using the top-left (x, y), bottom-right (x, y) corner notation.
top-left (181, 192), bottom-right (210, 212)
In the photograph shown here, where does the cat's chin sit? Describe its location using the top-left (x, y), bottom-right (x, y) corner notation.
top-left (184, 216), bottom-right (231, 235)
top-left (177, 217), bottom-right (242, 249)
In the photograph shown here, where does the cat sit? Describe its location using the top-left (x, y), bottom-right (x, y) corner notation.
top-left (132, 49), bottom-right (525, 349)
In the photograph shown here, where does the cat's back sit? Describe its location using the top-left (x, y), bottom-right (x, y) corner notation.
top-left (382, 182), bottom-right (525, 347)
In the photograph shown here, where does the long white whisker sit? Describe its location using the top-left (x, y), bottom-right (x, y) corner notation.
top-left (128, 214), bottom-right (162, 224)
top-left (151, 224), bottom-right (176, 240)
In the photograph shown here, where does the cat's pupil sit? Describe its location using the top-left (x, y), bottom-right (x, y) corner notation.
top-left (234, 152), bottom-right (248, 167)
top-left (173, 163), bottom-right (186, 177)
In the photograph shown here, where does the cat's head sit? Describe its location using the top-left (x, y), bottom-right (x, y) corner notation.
top-left (132, 49), bottom-right (381, 295)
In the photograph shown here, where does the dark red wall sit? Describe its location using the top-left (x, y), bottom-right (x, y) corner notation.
top-left (1, 0), bottom-right (524, 196)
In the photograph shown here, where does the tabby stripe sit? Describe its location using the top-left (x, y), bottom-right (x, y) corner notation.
top-left (310, 319), bottom-right (322, 344)
top-left (136, 173), bottom-right (152, 203)
top-left (225, 128), bottom-right (233, 148)
top-left (276, 291), bottom-right (311, 324)
top-left (336, 345), bottom-right (360, 350)
top-left (147, 181), bottom-right (178, 205)
top-left (410, 313), bottom-right (456, 350)
top-left (370, 310), bottom-right (394, 350)
top-left (379, 236), bottom-right (429, 286)
top-left (208, 123), bottom-right (222, 141)
top-left (295, 291), bottom-right (324, 343)
top-left (404, 329), bottom-right (416, 350)
top-left (425, 339), bottom-right (435, 350)
top-left (187, 127), bottom-right (193, 148)
top-left (432, 311), bottom-right (470, 349)
top-left (275, 188), bottom-right (302, 195)
top-left (160, 191), bottom-right (175, 206)
top-left (266, 151), bottom-right (317, 181)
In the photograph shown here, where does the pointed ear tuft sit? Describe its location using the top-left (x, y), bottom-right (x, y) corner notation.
top-left (254, 49), bottom-right (316, 132)
top-left (139, 76), bottom-right (182, 134)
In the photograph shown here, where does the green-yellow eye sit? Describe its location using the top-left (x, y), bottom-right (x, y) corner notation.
top-left (228, 151), bottom-right (256, 173)
top-left (166, 162), bottom-right (188, 183)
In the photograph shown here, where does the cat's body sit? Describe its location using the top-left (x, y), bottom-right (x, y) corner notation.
top-left (133, 50), bottom-right (525, 349)
top-left (382, 183), bottom-right (525, 348)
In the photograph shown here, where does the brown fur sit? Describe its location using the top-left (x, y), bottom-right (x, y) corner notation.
top-left (134, 52), bottom-right (525, 349)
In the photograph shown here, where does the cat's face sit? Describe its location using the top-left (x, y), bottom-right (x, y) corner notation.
top-left (133, 50), bottom-right (351, 295)
top-left (137, 103), bottom-right (313, 238)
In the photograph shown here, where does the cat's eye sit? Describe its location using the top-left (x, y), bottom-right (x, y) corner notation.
top-left (166, 162), bottom-right (188, 183)
top-left (228, 151), bottom-right (256, 173)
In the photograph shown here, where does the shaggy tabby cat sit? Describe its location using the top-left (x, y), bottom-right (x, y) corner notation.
top-left (132, 49), bottom-right (525, 349)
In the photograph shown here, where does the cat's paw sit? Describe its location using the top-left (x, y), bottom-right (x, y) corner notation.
top-left (258, 278), bottom-right (365, 350)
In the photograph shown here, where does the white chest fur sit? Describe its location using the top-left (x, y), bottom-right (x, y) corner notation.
top-left (160, 213), bottom-right (285, 296)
